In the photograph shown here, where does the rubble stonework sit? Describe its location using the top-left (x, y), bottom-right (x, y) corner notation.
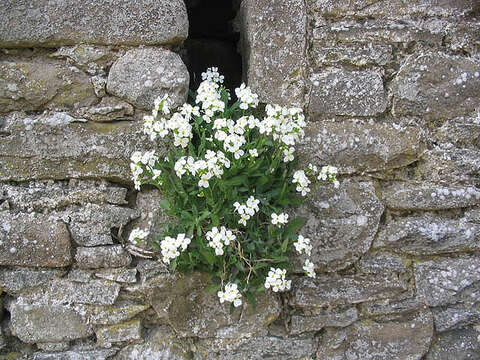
top-left (0, 0), bottom-right (479, 358)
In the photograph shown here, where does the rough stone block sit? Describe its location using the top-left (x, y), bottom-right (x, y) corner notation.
top-left (0, 267), bottom-right (66, 293)
top-left (75, 245), bottom-right (132, 269)
top-left (0, 0), bottom-right (188, 47)
top-left (374, 215), bottom-right (480, 255)
top-left (96, 319), bottom-right (142, 346)
top-left (433, 306), bottom-right (480, 333)
top-left (415, 256), bottom-right (480, 307)
top-left (95, 268), bottom-right (138, 284)
top-left (309, 68), bottom-right (387, 117)
top-left (360, 297), bottom-right (423, 318)
top-left (357, 254), bottom-right (408, 274)
top-left (298, 120), bottom-right (424, 174)
top-left (392, 51), bottom-right (480, 120)
top-left (107, 48), bottom-right (189, 110)
top-left (7, 301), bottom-right (92, 343)
top-left (295, 180), bottom-right (384, 271)
top-left (382, 183), bottom-right (480, 210)
top-left (316, 311), bottom-right (433, 360)
top-left (0, 212), bottom-right (72, 267)
top-left (31, 349), bottom-right (118, 360)
top-left (290, 307), bottom-right (358, 335)
top-left (69, 204), bottom-right (139, 246)
top-left (426, 327), bottom-right (480, 360)
top-left (311, 43), bottom-right (393, 67)
top-left (73, 303), bottom-right (149, 326)
top-left (291, 274), bottom-right (407, 309)
top-left (239, 0), bottom-right (307, 106)
top-left (79, 97), bottom-right (134, 122)
top-left (0, 112), bottom-right (156, 183)
top-left (0, 56), bottom-right (97, 113)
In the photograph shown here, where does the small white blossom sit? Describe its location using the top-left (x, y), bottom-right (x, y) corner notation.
top-left (249, 149), bottom-right (259, 157)
top-left (235, 83), bottom-right (259, 110)
top-left (292, 170), bottom-right (311, 196)
top-left (271, 213), bottom-right (289, 227)
top-left (303, 259), bottom-right (316, 278)
top-left (294, 235), bottom-right (312, 256)
top-left (264, 268), bottom-right (291, 292)
top-left (283, 147), bottom-right (294, 162)
top-left (233, 196), bottom-right (260, 226)
top-left (160, 233), bottom-right (191, 264)
top-left (217, 283), bottom-right (242, 307)
top-left (206, 226), bottom-right (236, 255)
top-left (128, 228), bottom-right (149, 243)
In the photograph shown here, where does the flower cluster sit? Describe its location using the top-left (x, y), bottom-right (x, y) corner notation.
top-left (160, 234), bottom-right (191, 264)
top-left (233, 196), bottom-right (260, 226)
top-left (235, 83), bottom-right (259, 110)
top-left (217, 283), bottom-right (242, 307)
top-left (264, 268), bottom-right (292, 292)
top-left (174, 150), bottom-right (230, 188)
top-left (201, 66), bottom-right (224, 84)
top-left (196, 69), bottom-right (226, 123)
top-left (206, 226), bottom-right (236, 255)
top-left (292, 170), bottom-right (311, 196)
top-left (259, 104), bottom-right (306, 146)
top-left (294, 235), bottom-right (315, 278)
top-left (129, 228), bottom-right (149, 243)
top-left (271, 212), bottom-right (289, 227)
top-left (303, 259), bottom-right (316, 278)
top-left (130, 150), bottom-right (160, 190)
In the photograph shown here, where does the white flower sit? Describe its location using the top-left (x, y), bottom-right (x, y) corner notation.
top-left (128, 228), bottom-right (149, 243)
top-left (293, 235), bottom-right (312, 256)
top-left (283, 147), bottom-right (294, 162)
top-left (303, 259), bottom-right (316, 278)
top-left (206, 226), bottom-right (236, 255)
top-left (235, 83), bottom-right (259, 109)
top-left (202, 67), bottom-right (224, 84)
top-left (271, 213), bottom-right (289, 227)
top-left (131, 151), bottom-right (142, 163)
top-left (198, 173), bottom-right (210, 188)
top-left (160, 233), bottom-right (191, 264)
top-left (217, 283), bottom-right (242, 307)
top-left (292, 170), bottom-right (311, 196)
top-left (265, 268), bottom-right (291, 292)
top-left (152, 168), bottom-right (162, 180)
top-left (249, 149), bottom-right (259, 157)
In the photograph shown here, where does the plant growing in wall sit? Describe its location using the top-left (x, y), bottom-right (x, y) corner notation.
top-left (129, 68), bottom-right (338, 307)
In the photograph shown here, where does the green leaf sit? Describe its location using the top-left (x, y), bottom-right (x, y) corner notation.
top-left (283, 218), bottom-right (307, 238)
top-left (159, 200), bottom-right (171, 211)
top-left (280, 237), bottom-right (289, 253)
top-left (224, 175), bottom-right (247, 186)
top-left (205, 283), bottom-right (220, 294)
top-left (200, 248), bottom-right (215, 265)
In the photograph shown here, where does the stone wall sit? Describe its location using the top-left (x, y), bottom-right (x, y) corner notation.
top-left (0, 0), bottom-right (479, 359)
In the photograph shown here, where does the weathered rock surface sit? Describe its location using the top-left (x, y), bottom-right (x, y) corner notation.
top-left (7, 302), bottom-right (92, 343)
top-left (0, 112), bottom-right (156, 183)
top-left (360, 297), bottom-right (423, 318)
top-left (433, 306), bottom-right (480, 333)
top-left (73, 303), bottom-right (149, 326)
top-left (95, 268), bottom-right (138, 283)
top-left (96, 319), bottom-right (142, 346)
top-left (296, 180), bottom-right (384, 271)
top-left (75, 246), bottom-right (132, 269)
top-left (79, 97), bottom-right (134, 122)
top-left (415, 256), bottom-right (480, 307)
top-left (290, 307), bottom-right (358, 335)
top-left (310, 43), bottom-right (393, 67)
top-left (0, 56), bottom-right (97, 113)
top-left (392, 51), bottom-right (480, 120)
top-left (426, 327), bottom-right (480, 359)
top-left (0, 180), bottom-right (128, 212)
top-left (316, 311), bottom-right (434, 360)
top-left (195, 335), bottom-right (315, 360)
top-left (374, 215), bottom-right (480, 255)
top-left (382, 183), bottom-right (480, 210)
top-left (357, 253), bottom-right (408, 274)
top-left (32, 349), bottom-right (118, 360)
top-left (69, 204), bottom-right (138, 246)
top-left (298, 120), bottom-right (424, 174)
top-left (0, 212), bottom-right (72, 267)
top-left (291, 274), bottom-right (407, 309)
top-left (0, 267), bottom-right (66, 293)
top-left (0, 0), bottom-right (188, 47)
top-left (239, 0), bottom-right (307, 106)
top-left (107, 48), bottom-right (189, 110)
top-left (309, 69), bottom-right (387, 117)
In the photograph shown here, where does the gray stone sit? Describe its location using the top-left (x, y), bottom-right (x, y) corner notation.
top-left (360, 297), bottom-right (423, 318)
top-left (311, 43), bottom-right (393, 67)
top-left (32, 349), bottom-right (118, 360)
top-left (357, 254), bottom-right (408, 274)
top-left (239, 0), bottom-right (307, 106)
top-left (291, 274), bottom-right (407, 310)
top-left (36, 342), bottom-right (69, 351)
top-left (195, 335), bottom-right (315, 360)
top-left (0, 112), bottom-right (156, 183)
top-left (95, 268), bottom-right (137, 283)
top-left (445, 20), bottom-right (480, 55)
top-left (382, 183), bottom-right (480, 210)
top-left (69, 204), bottom-right (139, 246)
top-left (309, 69), bottom-right (387, 117)
top-left (316, 311), bottom-right (433, 360)
top-left (426, 327), bottom-right (480, 360)
top-left (75, 246), bottom-right (132, 269)
top-left (0, 212), bottom-right (72, 267)
top-left (79, 97), bottom-right (134, 122)
top-left (107, 48), bottom-right (189, 110)
top-left (67, 269), bottom-right (93, 283)
top-left (150, 272), bottom-right (280, 338)
top-left (392, 51), bottom-right (480, 120)
top-left (73, 303), bottom-right (150, 326)
top-left (0, 267), bottom-right (66, 293)
top-left (96, 319), bottom-right (142, 346)
top-left (0, 56), bottom-right (97, 113)
top-left (415, 256), bottom-right (480, 307)
top-left (433, 306), bottom-right (480, 333)
top-left (434, 111), bottom-right (480, 149)
top-left (417, 148), bottom-right (480, 185)
top-left (1, 180), bottom-right (128, 213)
top-left (290, 307), bottom-right (358, 335)
top-left (0, 0), bottom-right (188, 47)
top-left (298, 120), bottom-right (424, 174)
top-left (296, 180), bottom-right (384, 271)
top-left (374, 215), bottom-right (480, 255)
top-left (8, 302), bottom-right (92, 343)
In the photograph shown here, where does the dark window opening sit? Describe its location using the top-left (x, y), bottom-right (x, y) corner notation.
top-left (184, 0), bottom-right (243, 97)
